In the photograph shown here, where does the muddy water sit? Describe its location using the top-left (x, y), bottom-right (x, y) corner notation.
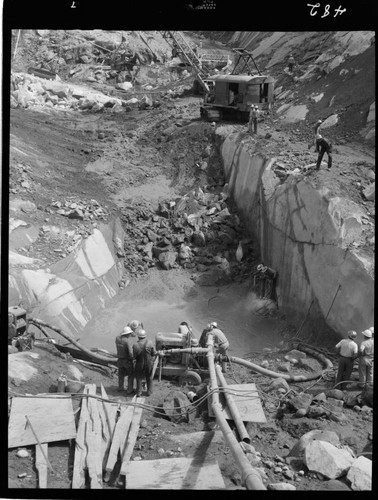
top-left (80, 278), bottom-right (282, 358)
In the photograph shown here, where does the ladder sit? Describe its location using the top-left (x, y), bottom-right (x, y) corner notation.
top-left (162, 31), bottom-right (210, 92)
top-left (231, 48), bottom-right (261, 76)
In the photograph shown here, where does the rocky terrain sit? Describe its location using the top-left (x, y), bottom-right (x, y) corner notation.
top-left (7, 29), bottom-right (374, 491)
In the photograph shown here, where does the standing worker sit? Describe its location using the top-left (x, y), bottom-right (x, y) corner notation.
top-left (288, 53), bottom-right (295, 73)
top-left (335, 330), bottom-right (358, 390)
top-left (358, 329), bottom-right (374, 388)
top-left (133, 329), bottom-right (157, 397)
top-left (128, 319), bottom-right (144, 337)
top-left (115, 326), bottom-right (136, 394)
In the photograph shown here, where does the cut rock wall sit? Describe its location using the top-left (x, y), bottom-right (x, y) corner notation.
top-left (9, 218), bottom-right (125, 338)
top-left (217, 128), bottom-right (374, 339)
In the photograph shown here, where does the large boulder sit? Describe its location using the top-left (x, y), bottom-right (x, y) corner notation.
top-left (304, 440), bottom-right (354, 479)
top-left (346, 456), bottom-right (372, 491)
top-left (288, 392), bottom-right (313, 412)
top-left (287, 429), bottom-right (340, 458)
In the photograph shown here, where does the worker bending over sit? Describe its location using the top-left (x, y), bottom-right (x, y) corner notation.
top-left (115, 326), bottom-right (136, 394)
top-left (314, 119), bottom-right (332, 170)
top-left (133, 329), bottom-right (157, 397)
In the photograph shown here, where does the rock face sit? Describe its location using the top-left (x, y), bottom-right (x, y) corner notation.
top-left (8, 218), bottom-right (125, 337)
top-left (304, 440), bottom-right (354, 479)
top-left (346, 456), bottom-right (372, 491)
top-left (218, 128), bottom-right (374, 336)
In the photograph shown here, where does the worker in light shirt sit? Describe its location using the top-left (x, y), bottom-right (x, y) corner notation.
top-left (335, 330), bottom-right (358, 390)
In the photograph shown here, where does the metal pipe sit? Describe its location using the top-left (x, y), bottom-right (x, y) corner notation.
top-left (206, 335), bottom-right (266, 490)
top-left (156, 347), bottom-right (208, 356)
top-left (215, 364), bottom-right (250, 444)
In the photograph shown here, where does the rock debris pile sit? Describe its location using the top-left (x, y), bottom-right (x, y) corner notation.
top-left (119, 186), bottom-right (257, 285)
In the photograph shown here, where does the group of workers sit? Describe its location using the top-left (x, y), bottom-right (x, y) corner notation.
top-left (115, 320), bottom-right (230, 396)
top-left (335, 326), bottom-right (374, 389)
top-left (115, 320), bottom-right (157, 397)
top-left (248, 105), bottom-right (261, 135)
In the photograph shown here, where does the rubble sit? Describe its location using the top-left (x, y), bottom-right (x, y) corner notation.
top-left (304, 440), bottom-right (354, 480)
top-left (346, 456), bottom-right (372, 491)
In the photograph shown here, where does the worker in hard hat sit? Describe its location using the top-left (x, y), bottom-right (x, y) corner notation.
top-left (115, 326), bottom-right (136, 394)
top-left (208, 322), bottom-right (230, 357)
top-left (358, 329), bottom-right (374, 388)
top-left (128, 319), bottom-right (144, 337)
top-left (335, 330), bottom-right (358, 390)
top-left (133, 329), bottom-right (157, 397)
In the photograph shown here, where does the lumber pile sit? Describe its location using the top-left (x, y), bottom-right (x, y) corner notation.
top-left (72, 383), bottom-right (145, 489)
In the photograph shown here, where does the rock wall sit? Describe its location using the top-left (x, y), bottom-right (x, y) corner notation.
top-left (217, 128), bottom-right (374, 339)
top-left (9, 218), bottom-right (125, 338)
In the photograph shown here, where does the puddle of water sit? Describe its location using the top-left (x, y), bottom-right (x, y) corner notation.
top-left (80, 284), bottom-right (282, 358)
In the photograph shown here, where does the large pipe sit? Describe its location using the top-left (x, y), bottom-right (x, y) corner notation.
top-left (29, 318), bottom-right (118, 364)
top-left (206, 335), bottom-right (266, 490)
top-left (215, 364), bottom-right (250, 444)
top-left (226, 355), bottom-right (332, 382)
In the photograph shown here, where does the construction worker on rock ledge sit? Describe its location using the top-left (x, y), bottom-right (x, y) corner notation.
top-left (115, 326), bottom-right (136, 394)
top-left (133, 329), bottom-right (157, 397)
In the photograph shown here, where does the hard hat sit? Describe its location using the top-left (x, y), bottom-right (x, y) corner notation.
top-left (362, 329), bottom-right (372, 338)
top-left (138, 329), bottom-right (147, 338)
top-left (211, 122), bottom-right (216, 127)
top-left (122, 326), bottom-right (133, 335)
top-left (369, 327), bottom-right (374, 334)
top-left (129, 320), bottom-right (140, 330)
top-left (317, 119), bottom-right (322, 123)
top-left (210, 322), bottom-right (218, 328)
top-left (348, 330), bottom-right (357, 339)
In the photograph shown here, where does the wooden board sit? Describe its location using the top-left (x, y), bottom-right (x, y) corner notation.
top-left (35, 443), bottom-right (48, 488)
top-left (120, 397), bottom-right (145, 476)
top-left (125, 457), bottom-right (225, 489)
top-left (86, 385), bottom-right (103, 489)
top-left (72, 386), bottom-right (90, 489)
top-left (105, 397), bottom-right (136, 472)
top-left (207, 383), bottom-right (266, 423)
top-left (8, 397), bottom-right (76, 448)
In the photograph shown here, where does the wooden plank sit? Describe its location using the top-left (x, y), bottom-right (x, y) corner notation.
top-left (8, 396), bottom-right (76, 448)
top-left (120, 397), bottom-right (145, 476)
top-left (125, 457), bottom-right (225, 489)
top-left (105, 396), bottom-right (136, 473)
top-left (100, 384), bottom-right (118, 469)
top-left (35, 443), bottom-right (48, 488)
top-left (207, 383), bottom-right (266, 423)
top-left (72, 386), bottom-right (90, 489)
top-left (86, 384), bottom-right (103, 488)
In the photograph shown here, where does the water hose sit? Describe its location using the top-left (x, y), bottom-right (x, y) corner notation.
top-left (29, 318), bottom-right (118, 364)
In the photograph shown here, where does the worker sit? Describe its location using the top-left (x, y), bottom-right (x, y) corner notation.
top-left (115, 326), bottom-right (136, 394)
top-left (128, 319), bottom-right (144, 337)
top-left (288, 53), bottom-right (295, 73)
top-left (133, 329), bottom-right (157, 397)
top-left (315, 133), bottom-right (333, 170)
top-left (358, 329), bottom-right (374, 388)
top-left (335, 330), bottom-right (358, 390)
top-left (8, 313), bottom-right (17, 346)
top-left (208, 322), bottom-right (230, 357)
top-left (249, 105), bottom-right (260, 135)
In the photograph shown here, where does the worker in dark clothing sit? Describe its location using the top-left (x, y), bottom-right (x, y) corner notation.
top-left (133, 329), bottom-right (157, 396)
top-left (199, 324), bottom-right (212, 348)
top-left (288, 53), bottom-right (295, 73)
top-left (8, 314), bottom-right (17, 346)
top-left (315, 135), bottom-right (333, 169)
top-left (115, 326), bottom-right (136, 394)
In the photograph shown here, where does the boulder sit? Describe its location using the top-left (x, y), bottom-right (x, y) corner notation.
top-left (360, 386), bottom-right (373, 407)
top-left (316, 479), bottom-right (351, 491)
top-left (116, 81), bottom-right (133, 91)
top-left (278, 362), bottom-right (291, 373)
top-left (287, 430), bottom-right (340, 458)
top-left (284, 349), bottom-right (307, 363)
top-left (363, 182), bottom-right (375, 201)
top-left (266, 377), bottom-right (290, 394)
top-left (307, 405), bottom-right (327, 419)
top-left (158, 251), bottom-right (177, 270)
top-left (163, 391), bottom-right (189, 423)
top-left (267, 483), bottom-right (296, 490)
top-left (192, 230), bottom-right (206, 247)
top-left (346, 456), bottom-right (372, 491)
top-left (304, 440), bottom-right (354, 479)
top-left (326, 389), bottom-right (344, 400)
top-left (288, 392), bottom-right (313, 412)
top-left (312, 392), bottom-right (327, 402)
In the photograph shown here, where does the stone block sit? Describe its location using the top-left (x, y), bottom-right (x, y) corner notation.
top-left (304, 440), bottom-right (354, 479)
top-left (284, 349), bottom-right (307, 363)
top-left (346, 456), bottom-right (372, 491)
top-left (266, 377), bottom-right (290, 394)
top-left (289, 392), bottom-right (313, 411)
top-left (325, 389), bottom-right (344, 400)
top-left (287, 430), bottom-right (340, 458)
